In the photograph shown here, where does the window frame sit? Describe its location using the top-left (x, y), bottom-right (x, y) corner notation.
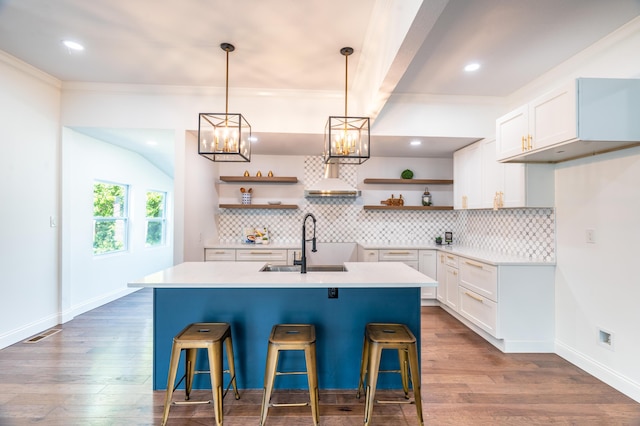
top-left (144, 190), bottom-right (167, 248)
top-left (92, 180), bottom-right (129, 255)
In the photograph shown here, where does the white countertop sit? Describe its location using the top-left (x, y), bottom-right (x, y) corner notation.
top-left (129, 261), bottom-right (437, 289)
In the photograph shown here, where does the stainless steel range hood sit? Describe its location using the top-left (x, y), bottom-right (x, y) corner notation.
top-left (304, 162), bottom-right (360, 198)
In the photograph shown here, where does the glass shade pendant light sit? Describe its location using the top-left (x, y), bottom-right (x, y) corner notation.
top-left (324, 47), bottom-right (370, 164)
top-left (198, 43), bottom-right (251, 162)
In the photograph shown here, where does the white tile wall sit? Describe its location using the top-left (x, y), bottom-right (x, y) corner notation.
top-left (217, 156), bottom-right (555, 260)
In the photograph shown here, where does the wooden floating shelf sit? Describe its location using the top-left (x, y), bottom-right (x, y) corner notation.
top-left (363, 178), bottom-right (453, 185)
top-left (363, 205), bottom-right (454, 211)
top-left (220, 176), bottom-right (298, 183)
top-left (219, 204), bottom-right (298, 210)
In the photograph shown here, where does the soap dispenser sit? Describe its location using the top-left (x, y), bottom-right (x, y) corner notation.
top-left (422, 187), bottom-right (432, 206)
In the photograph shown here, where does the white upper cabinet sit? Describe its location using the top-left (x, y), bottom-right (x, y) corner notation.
top-left (457, 138), bottom-right (554, 210)
top-left (481, 138), bottom-right (554, 208)
top-left (497, 78), bottom-right (640, 163)
top-left (453, 142), bottom-right (482, 209)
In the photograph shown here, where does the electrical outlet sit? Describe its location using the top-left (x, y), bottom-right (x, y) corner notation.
top-left (598, 328), bottom-right (614, 351)
top-left (586, 229), bottom-right (596, 244)
top-left (328, 288), bottom-right (338, 299)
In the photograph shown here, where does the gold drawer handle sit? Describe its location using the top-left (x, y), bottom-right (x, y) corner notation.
top-left (446, 255), bottom-right (455, 260)
top-left (388, 251), bottom-right (411, 255)
top-left (250, 251), bottom-right (273, 255)
top-left (214, 251), bottom-right (226, 255)
top-left (521, 136), bottom-right (526, 151)
top-left (465, 260), bottom-right (485, 268)
top-left (465, 292), bottom-right (484, 303)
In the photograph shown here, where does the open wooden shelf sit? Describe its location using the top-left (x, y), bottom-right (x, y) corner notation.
top-left (219, 204), bottom-right (298, 210)
top-left (363, 178), bottom-right (453, 185)
top-left (363, 205), bottom-right (453, 211)
top-left (220, 176), bottom-right (298, 183)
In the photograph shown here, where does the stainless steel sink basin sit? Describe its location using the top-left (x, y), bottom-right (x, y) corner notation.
top-left (260, 264), bottom-right (347, 272)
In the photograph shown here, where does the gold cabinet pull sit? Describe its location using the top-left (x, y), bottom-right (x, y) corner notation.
top-left (527, 134), bottom-right (533, 150)
top-left (214, 251), bottom-right (226, 254)
top-left (465, 291), bottom-right (484, 303)
top-left (465, 260), bottom-right (485, 268)
top-left (521, 135), bottom-right (526, 151)
top-left (446, 255), bottom-right (455, 260)
top-left (388, 251), bottom-right (411, 255)
top-left (250, 251), bottom-right (272, 255)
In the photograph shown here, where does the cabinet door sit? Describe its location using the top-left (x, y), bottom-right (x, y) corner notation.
top-left (454, 142), bottom-right (482, 209)
top-left (529, 80), bottom-right (577, 150)
top-left (444, 265), bottom-right (459, 310)
top-left (359, 249), bottom-right (379, 262)
top-left (496, 104), bottom-right (528, 160)
top-left (481, 138), bottom-right (503, 209)
top-left (436, 253), bottom-right (446, 304)
top-left (419, 250), bottom-right (437, 299)
top-left (204, 249), bottom-right (235, 261)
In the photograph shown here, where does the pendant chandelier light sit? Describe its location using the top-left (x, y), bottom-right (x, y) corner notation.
top-left (324, 47), bottom-right (370, 164)
top-left (198, 43), bottom-right (251, 162)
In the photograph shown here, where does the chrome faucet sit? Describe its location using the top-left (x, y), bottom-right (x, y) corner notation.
top-left (294, 213), bottom-right (317, 273)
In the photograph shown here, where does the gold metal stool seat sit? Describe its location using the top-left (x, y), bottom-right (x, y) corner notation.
top-left (260, 324), bottom-right (319, 426)
top-left (161, 322), bottom-right (240, 426)
top-left (356, 323), bottom-right (424, 426)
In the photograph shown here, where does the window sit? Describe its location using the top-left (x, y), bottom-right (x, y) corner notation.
top-left (145, 191), bottom-right (167, 247)
top-left (93, 182), bottom-right (128, 255)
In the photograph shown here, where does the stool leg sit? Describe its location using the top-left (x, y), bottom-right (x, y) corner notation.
top-left (185, 348), bottom-right (197, 400)
top-left (305, 343), bottom-right (319, 426)
top-left (407, 343), bottom-right (424, 426)
top-left (161, 343), bottom-right (182, 426)
top-left (208, 344), bottom-right (224, 426)
top-left (260, 345), bottom-right (279, 426)
top-left (363, 343), bottom-right (382, 426)
top-left (224, 334), bottom-right (240, 400)
top-left (356, 334), bottom-right (370, 399)
top-left (398, 348), bottom-right (410, 398)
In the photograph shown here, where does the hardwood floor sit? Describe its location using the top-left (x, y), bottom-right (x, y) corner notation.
top-left (0, 288), bottom-right (638, 425)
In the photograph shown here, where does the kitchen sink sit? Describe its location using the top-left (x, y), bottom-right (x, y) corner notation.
top-left (260, 264), bottom-right (347, 272)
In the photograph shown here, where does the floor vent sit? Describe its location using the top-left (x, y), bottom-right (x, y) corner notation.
top-left (23, 328), bottom-right (61, 343)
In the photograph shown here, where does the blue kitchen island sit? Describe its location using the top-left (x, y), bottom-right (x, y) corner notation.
top-left (129, 261), bottom-right (436, 391)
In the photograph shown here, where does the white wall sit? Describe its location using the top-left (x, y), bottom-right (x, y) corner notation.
top-left (0, 53), bottom-right (61, 348)
top-left (60, 129), bottom-right (174, 321)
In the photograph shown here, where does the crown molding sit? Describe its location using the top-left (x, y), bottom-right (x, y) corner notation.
top-left (0, 50), bottom-right (61, 88)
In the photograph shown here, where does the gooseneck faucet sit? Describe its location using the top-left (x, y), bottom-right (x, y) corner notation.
top-left (294, 213), bottom-right (317, 273)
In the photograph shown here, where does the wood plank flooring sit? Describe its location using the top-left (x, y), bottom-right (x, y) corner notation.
top-left (0, 288), bottom-right (639, 425)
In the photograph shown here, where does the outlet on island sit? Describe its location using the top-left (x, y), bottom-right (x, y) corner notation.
top-left (328, 288), bottom-right (339, 299)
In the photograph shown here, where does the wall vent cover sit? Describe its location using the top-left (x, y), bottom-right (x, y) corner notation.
top-left (23, 328), bottom-right (61, 343)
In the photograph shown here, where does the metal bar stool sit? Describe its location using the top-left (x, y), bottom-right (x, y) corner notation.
top-left (260, 324), bottom-right (319, 426)
top-left (161, 322), bottom-right (240, 426)
top-left (356, 323), bottom-right (424, 426)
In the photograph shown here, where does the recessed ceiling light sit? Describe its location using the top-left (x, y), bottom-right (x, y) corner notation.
top-left (146, 140), bottom-right (158, 146)
top-left (62, 40), bottom-right (84, 51)
top-left (410, 140), bottom-right (422, 146)
top-left (464, 63), bottom-right (480, 72)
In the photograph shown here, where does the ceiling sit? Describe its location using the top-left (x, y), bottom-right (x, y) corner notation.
top-left (2, 0), bottom-right (639, 176)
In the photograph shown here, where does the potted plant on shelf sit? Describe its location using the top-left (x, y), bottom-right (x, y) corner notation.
top-left (435, 236), bottom-right (443, 245)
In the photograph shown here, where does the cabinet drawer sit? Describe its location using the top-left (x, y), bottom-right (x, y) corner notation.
top-left (236, 249), bottom-right (288, 263)
top-left (359, 249), bottom-right (379, 262)
top-left (443, 253), bottom-right (458, 268)
top-left (459, 258), bottom-right (497, 302)
top-left (204, 249), bottom-right (235, 261)
top-left (379, 249), bottom-right (418, 262)
top-left (459, 286), bottom-right (498, 337)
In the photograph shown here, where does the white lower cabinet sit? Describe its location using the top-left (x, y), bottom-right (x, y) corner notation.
top-left (418, 250), bottom-right (437, 299)
top-left (204, 248), bottom-right (289, 265)
top-left (441, 255), bottom-right (555, 353)
top-left (357, 247), bottom-right (435, 302)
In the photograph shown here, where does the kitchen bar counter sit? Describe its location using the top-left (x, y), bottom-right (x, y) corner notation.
top-left (129, 261), bottom-right (435, 391)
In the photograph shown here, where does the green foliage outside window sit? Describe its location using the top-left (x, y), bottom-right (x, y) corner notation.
top-left (93, 182), bottom-right (127, 254)
top-left (145, 191), bottom-right (166, 247)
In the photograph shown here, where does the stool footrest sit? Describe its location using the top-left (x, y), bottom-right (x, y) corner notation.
top-left (275, 371), bottom-right (307, 376)
top-left (271, 402), bottom-right (310, 407)
top-left (173, 400), bottom-right (212, 406)
top-left (376, 399), bottom-right (414, 405)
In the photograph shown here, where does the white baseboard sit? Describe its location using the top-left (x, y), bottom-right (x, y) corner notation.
top-left (0, 287), bottom-right (138, 350)
top-left (556, 340), bottom-right (640, 403)
top-left (59, 287), bottom-right (138, 323)
top-left (0, 313), bottom-right (60, 350)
